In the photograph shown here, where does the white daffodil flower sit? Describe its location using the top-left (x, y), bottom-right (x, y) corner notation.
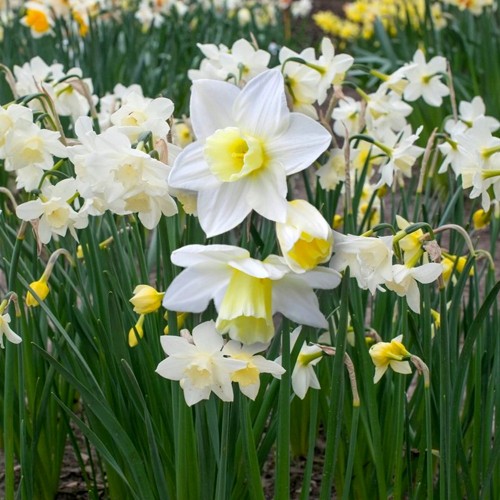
top-left (0, 313), bottom-right (22, 349)
top-left (156, 321), bottom-right (246, 406)
top-left (385, 263), bottom-right (443, 313)
top-left (276, 199), bottom-right (333, 273)
top-left (222, 340), bottom-right (285, 400)
top-left (162, 244), bottom-right (341, 344)
top-left (330, 231), bottom-right (393, 295)
top-left (168, 69), bottom-right (331, 237)
top-left (16, 178), bottom-right (90, 244)
top-left (402, 49), bottom-right (449, 107)
top-left (276, 327), bottom-right (322, 399)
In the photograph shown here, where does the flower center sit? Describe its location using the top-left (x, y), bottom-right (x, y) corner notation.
top-left (204, 127), bottom-right (265, 182)
top-left (288, 231), bottom-right (332, 270)
top-left (216, 268), bottom-right (273, 344)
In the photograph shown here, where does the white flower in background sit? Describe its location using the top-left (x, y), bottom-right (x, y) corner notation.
top-left (0, 104), bottom-right (33, 157)
top-left (276, 326), bottom-right (322, 399)
top-left (3, 118), bottom-right (68, 191)
top-left (13, 56), bottom-right (65, 97)
top-left (316, 148), bottom-right (347, 190)
top-left (0, 312), bottom-right (22, 348)
top-left (365, 88), bottom-right (413, 135)
top-left (187, 42), bottom-right (229, 81)
top-left (332, 96), bottom-right (362, 137)
top-left (135, 0), bottom-right (164, 29)
top-left (276, 199), bottom-right (333, 273)
top-left (330, 231), bottom-right (393, 294)
top-left (16, 178), bottom-right (90, 244)
top-left (97, 83), bottom-right (144, 131)
top-left (68, 117), bottom-right (178, 228)
top-left (110, 92), bottom-right (174, 142)
top-left (375, 125), bottom-right (424, 188)
top-left (163, 244), bottom-right (341, 344)
top-left (402, 49), bottom-right (449, 106)
top-left (291, 0), bottom-right (312, 17)
top-left (156, 321), bottom-right (246, 406)
top-left (222, 341), bottom-right (285, 399)
top-left (217, 39), bottom-right (271, 84)
top-left (169, 69), bottom-right (331, 237)
top-left (385, 263), bottom-right (443, 313)
top-left (444, 96), bottom-right (499, 134)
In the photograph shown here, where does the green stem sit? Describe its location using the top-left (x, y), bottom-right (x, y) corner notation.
top-left (275, 327), bottom-right (291, 498)
top-left (3, 224), bottom-right (26, 499)
top-left (319, 270), bottom-right (350, 500)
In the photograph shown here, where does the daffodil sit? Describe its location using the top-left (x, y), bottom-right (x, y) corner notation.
top-left (385, 263), bottom-right (443, 313)
top-left (168, 69), bottom-right (331, 237)
top-left (129, 285), bottom-right (164, 314)
top-left (369, 335), bottom-right (412, 383)
top-left (330, 231), bottom-right (393, 294)
top-left (0, 299), bottom-right (22, 348)
top-left (162, 244), bottom-right (341, 344)
top-left (26, 278), bottom-right (50, 307)
top-left (276, 199), bottom-right (333, 273)
top-left (155, 321), bottom-right (246, 406)
top-left (128, 314), bottom-right (145, 347)
top-left (222, 341), bottom-right (285, 399)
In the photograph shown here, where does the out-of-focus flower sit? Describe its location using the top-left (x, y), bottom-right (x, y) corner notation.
top-left (385, 263), bottom-right (443, 313)
top-left (276, 199), bottom-right (333, 273)
top-left (163, 244), bottom-right (341, 344)
top-left (402, 49), bottom-right (449, 107)
top-left (130, 285), bottom-right (164, 314)
top-left (156, 321), bottom-right (246, 406)
top-left (330, 231), bottom-right (393, 294)
top-left (169, 69), bottom-right (331, 237)
top-left (26, 278), bottom-right (50, 307)
top-left (395, 215), bottom-right (425, 263)
top-left (0, 299), bottom-right (22, 348)
top-left (20, 2), bottom-right (54, 38)
top-left (222, 340), bottom-right (285, 399)
top-left (472, 208), bottom-right (491, 229)
top-left (442, 254), bottom-right (474, 284)
top-left (369, 334), bottom-right (412, 383)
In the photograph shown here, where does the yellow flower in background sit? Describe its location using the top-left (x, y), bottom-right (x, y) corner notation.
top-left (26, 278), bottom-right (50, 307)
top-left (472, 208), bottom-right (491, 229)
top-left (369, 334), bottom-right (412, 383)
top-left (130, 285), bottom-right (165, 314)
top-left (442, 254), bottom-right (474, 284)
top-left (128, 314), bottom-right (145, 347)
top-left (163, 312), bottom-right (187, 335)
top-left (395, 215), bottom-right (424, 263)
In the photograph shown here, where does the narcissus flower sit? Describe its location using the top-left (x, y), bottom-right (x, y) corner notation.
top-left (276, 326), bottom-right (323, 399)
top-left (129, 285), bottom-right (164, 314)
top-left (169, 69), bottom-right (331, 236)
top-left (128, 314), bottom-right (145, 347)
top-left (163, 244), bottom-right (341, 344)
top-left (222, 341), bottom-right (285, 399)
top-left (26, 278), bottom-right (50, 307)
top-left (385, 263), bottom-right (443, 313)
top-left (156, 321), bottom-right (246, 406)
top-left (276, 199), bottom-right (333, 273)
top-left (0, 299), bottom-right (22, 348)
top-left (369, 335), bottom-right (412, 383)
top-left (330, 231), bottom-right (393, 294)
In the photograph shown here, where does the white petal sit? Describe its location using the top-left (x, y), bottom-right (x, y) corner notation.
top-left (267, 113), bottom-right (331, 175)
top-left (160, 335), bottom-right (195, 356)
top-left (171, 244), bottom-right (248, 267)
top-left (197, 182), bottom-right (251, 237)
top-left (181, 379), bottom-right (211, 406)
top-left (390, 360), bottom-right (412, 375)
top-left (234, 68), bottom-right (289, 138)
top-left (411, 263), bottom-right (443, 284)
top-left (156, 357), bottom-right (187, 381)
top-left (190, 79), bottom-right (240, 140)
top-left (163, 266), bottom-right (230, 312)
top-left (373, 365), bottom-right (388, 383)
top-left (405, 280), bottom-right (421, 313)
top-left (244, 166), bottom-right (287, 222)
top-left (192, 321), bottom-right (224, 352)
top-left (300, 267), bottom-right (342, 290)
top-left (273, 276), bottom-right (328, 328)
top-left (169, 142), bottom-right (220, 191)
top-left (239, 382), bottom-right (260, 400)
top-left (16, 200), bottom-right (44, 221)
